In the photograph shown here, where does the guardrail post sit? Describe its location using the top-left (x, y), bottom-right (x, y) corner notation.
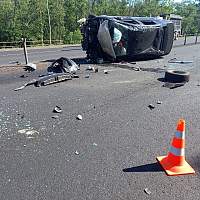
top-left (22, 38), bottom-right (29, 64)
top-left (184, 34), bottom-right (187, 45)
top-left (195, 33), bottom-right (198, 44)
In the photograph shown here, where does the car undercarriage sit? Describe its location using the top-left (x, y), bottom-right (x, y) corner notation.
top-left (81, 15), bottom-right (174, 63)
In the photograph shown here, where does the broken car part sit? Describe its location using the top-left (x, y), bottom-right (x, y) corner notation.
top-left (47, 57), bottom-right (79, 74)
top-left (14, 57), bottom-right (80, 91)
top-left (71, 74), bottom-right (79, 78)
top-left (14, 73), bottom-right (72, 91)
top-left (86, 66), bottom-right (94, 71)
top-left (104, 70), bottom-right (108, 74)
top-left (94, 68), bottom-right (98, 73)
top-left (14, 85), bottom-right (27, 91)
top-left (144, 188), bottom-right (151, 195)
top-left (14, 79), bottom-right (37, 91)
top-left (76, 115), bottom-right (83, 120)
top-left (75, 151), bottom-right (80, 155)
top-left (81, 15), bottom-right (174, 63)
top-left (86, 66), bottom-right (98, 72)
top-left (148, 104), bottom-right (155, 110)
top-left (165, 70), bottom-right (190, 83)
top-left (24, 63), bottom-right (37, 72)
top-left (157, 101), bottom-right (162, 104)
top-left (52, 115), bottom-right (59, 119)
top-left (20, 74), bottom-right (28, 78)
top-left (34, 73), bottom-right (72, 87)
top-left (53, 106), bottom-right (62, 113)
top-left (168, 58), bottom-right (193, 64)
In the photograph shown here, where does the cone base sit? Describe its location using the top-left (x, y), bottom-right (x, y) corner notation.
top-left (157, 155), bottom-right (195, 176)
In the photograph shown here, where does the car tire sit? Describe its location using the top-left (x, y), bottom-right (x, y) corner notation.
top-left (165, 70), bottom-right (190, 83)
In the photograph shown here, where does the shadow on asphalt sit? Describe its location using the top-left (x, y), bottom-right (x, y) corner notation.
top-left (157, 78), bottom-right (166, 82)
top-left (123, 162), bottom-right (163, 173)
top-left (61, 47), bottom-right (82, 52)
top-left (41, 55), bottom-right (163, 65)
top-left (109, 64), bottom-right (166, 74)
top-left (41, 59), bottom-right (57, 63)
top-left (41, 57), bottom-right (91, 65)
top-left (72, 57), bottom-right (91, 64)
top-left (190, 155), bottom-right (200, 174)
top-left (140, 67), bottom-right (165, 73)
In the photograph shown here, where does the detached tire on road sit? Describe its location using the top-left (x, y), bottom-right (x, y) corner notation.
top-left (165, 70), bottom-right (190, 83)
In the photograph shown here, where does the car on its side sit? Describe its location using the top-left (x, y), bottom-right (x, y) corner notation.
top-left (81, 15), bottom-right (174, 63)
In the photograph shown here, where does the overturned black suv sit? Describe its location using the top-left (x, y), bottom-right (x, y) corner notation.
top-left (81, 15), bottom-right (174, 62)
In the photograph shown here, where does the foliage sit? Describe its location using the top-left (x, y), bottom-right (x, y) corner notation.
top-left (64, 30), bottom-right (82, 44)
top-left (174, 1), bottom-right (199, 33)
top-left (0, 0), bottom-right (199, 45)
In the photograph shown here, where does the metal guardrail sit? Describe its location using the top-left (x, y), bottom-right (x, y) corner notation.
top-left (183, 33), bottom-right (199, 45)
top-left (174, 33), bottom-right (199, 47)
top-left (0, 40), bottom-right (64, 49)
top-left (0, 33), bottom-right (199, 49)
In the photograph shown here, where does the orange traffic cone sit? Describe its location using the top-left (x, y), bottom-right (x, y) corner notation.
top-left (157, 119), bottom-right (195, 176)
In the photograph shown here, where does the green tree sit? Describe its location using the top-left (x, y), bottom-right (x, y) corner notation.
top-left (48, 0), bottom-right (65, 42)
top-left (174, 1), bottom-right (198, 34)
top-left (14, 0), bottom-right (30, 39)
top-left (196, 0), bottom-right (200, 32)
top-left (0, 0), bottom-right (199, 45)
top-left (0, 0), bottom-right (15, 41)
top-left (26, 0), bottom-right (46, 42)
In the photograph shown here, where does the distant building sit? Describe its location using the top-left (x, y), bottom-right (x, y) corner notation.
top-left (168, 14), bottom-right (182, 35)
top-left (160, 14), bottom-right (182, 39)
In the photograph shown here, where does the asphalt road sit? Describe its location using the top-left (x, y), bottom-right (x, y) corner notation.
top-left (0, 45), bottom-right (84, 66)
top-left (173, 35), bottom-right (199, 47)
top-left (0, 36), bottom-right (199, 66)
top-left (0, 43), bottom-right (200, 199)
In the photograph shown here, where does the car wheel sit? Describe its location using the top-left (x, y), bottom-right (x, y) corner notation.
top-left (165, 70), bottom-right (190, 83)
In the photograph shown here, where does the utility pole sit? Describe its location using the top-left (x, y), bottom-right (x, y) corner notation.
top-left (47, 0), bottom-right (52, 45)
